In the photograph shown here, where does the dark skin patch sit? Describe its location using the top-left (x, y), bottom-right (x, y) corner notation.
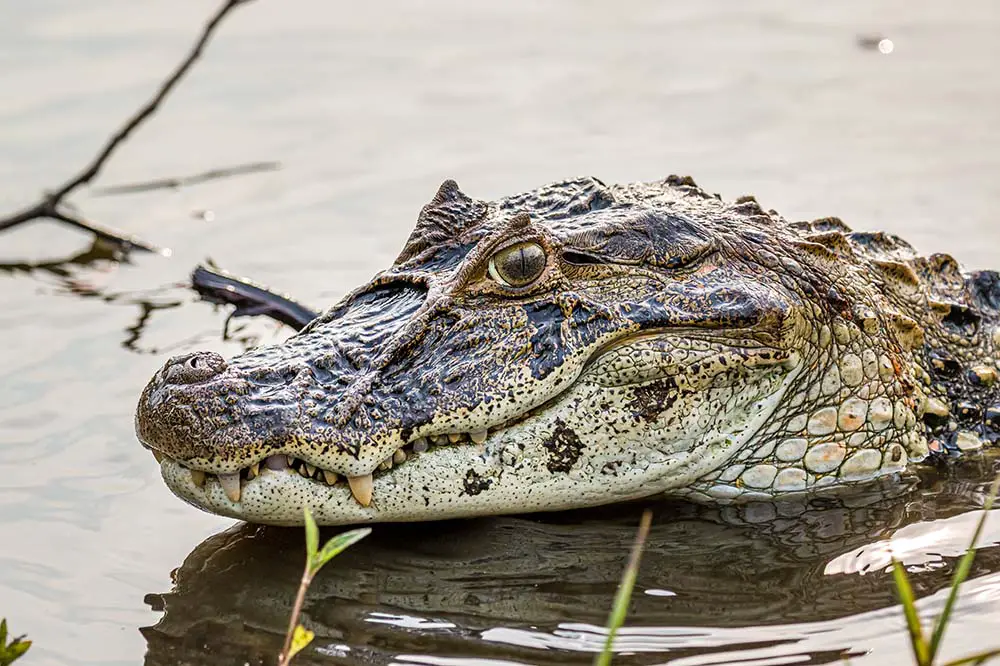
top-left (544, 419), bottom-right (586, 473)
top-left (922, 346), bottom-right (1000, 447)
top-left (462, 469), bottom-right (493, 496)
top-left (629, 377), bottom-right (679, 422)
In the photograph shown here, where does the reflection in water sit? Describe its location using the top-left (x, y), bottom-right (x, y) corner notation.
top-left (0, 241), bottom-right (269, 353)
top-left (142, 457), bottom-right (999, 666)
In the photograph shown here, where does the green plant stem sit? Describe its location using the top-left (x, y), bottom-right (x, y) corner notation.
top-left (941, 647), bottom-right (1000, 666)
top-left (278, 571), bottom-right (312, 666)
top-left (893, 558), bottom-right (930, 666)
top-left (595, 509), bottom-right (653, 666)
top-left (928, 474), bottom-right (1000, 661)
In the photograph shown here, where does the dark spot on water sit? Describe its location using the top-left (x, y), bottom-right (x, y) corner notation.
top-left (544, 419), bottom-right (585, 473)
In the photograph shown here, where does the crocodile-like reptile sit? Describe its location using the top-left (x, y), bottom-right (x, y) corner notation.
top-left (135, 175), bottom-right (1000, 525)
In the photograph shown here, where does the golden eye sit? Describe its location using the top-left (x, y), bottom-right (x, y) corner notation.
top-left (487, 241), bottom-right (547, 288)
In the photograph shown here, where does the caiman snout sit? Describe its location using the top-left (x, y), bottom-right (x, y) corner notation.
top-left (136, 348), bottom-right (302, 468)
top-left (161, 352), bottom-right (228, 385)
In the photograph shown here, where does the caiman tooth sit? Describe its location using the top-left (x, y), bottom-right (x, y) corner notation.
top-left (190, 469), bottom-right (206, 487)
top-left (285, 455), bottom-right (295, 467)
top-left (412, 438), bottom-right (429, 453)
top-left (323, 470), bottom-right (339, 486)
top-left (378, 457), bottom-right (392, 471)
top-left (304, 463), bottom-right (316, 477)
top-left (393, 448), bottom-right (407, 465)
top-left (152, 450), bottom-right (165, 463)
top-left (447, 433), bottom-right (462, 443)
top-left (218, 472), bottom-right (241, 503)
top-left (249, 462), bottom-right (261, 478)
top-left (470, 430), bottom-right (487, 444)
top-left (298, 465), bottom-right (311, 478)
top-left (431, 434), bottom-right (447, 445)
top-left (347, 474), bottom-right (373, 507)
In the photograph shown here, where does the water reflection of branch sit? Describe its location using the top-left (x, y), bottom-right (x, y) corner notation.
top-left (3, 237), bottom-right (310, 352)
top-left (0, 0), bottom-right (255, 255)
top-left (93, 161), bottom-right (282, 197)
top-left (0, 238), bottom-right (126, 280)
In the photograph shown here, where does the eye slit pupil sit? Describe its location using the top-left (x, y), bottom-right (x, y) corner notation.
top-left (492, 241), bottom-right (546, 287)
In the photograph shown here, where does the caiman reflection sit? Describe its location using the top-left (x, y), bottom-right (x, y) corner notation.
top-left (136, 175), bottom-right (1000, 525)
top-left (141, 468), bottom-right (1000, 666)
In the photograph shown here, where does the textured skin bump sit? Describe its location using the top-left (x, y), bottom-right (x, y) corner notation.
top-left (135, 176), bottom-right (1000, 525)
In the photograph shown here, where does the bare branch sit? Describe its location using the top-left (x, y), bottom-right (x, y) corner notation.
top-left (49, 209), bottom-right (167, 255)
top-left (0, 0), bottom-right (255, 252)
top-left (50, 0), bottom-right (254, 201)
top-left (191, 265), bottom-right (319, 333)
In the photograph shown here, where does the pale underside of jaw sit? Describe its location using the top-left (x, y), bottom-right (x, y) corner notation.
top-left (151, 428), bottom-right (488, 508)
top-left (157, 438), bottom-right (670, 526)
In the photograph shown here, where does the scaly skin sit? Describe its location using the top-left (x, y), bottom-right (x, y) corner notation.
top-left (135, 176), bottom-right (1000, 525)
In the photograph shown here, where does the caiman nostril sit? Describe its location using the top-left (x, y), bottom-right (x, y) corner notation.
top-left (162, 351), bottom-right (228, 385)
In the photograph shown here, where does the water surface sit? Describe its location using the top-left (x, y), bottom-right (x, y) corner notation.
top-left (1, 2), bottom-right (999, 665)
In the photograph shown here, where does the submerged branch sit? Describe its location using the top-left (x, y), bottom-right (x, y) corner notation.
top-left (191, 265), bottom-right (319, 334)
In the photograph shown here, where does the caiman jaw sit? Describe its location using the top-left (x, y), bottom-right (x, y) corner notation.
top-left (145, 330), bottom-right (802, 526)
top-left (149, 429), bottom-right (488, 510)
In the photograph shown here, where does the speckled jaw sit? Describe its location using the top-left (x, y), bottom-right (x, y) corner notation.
top-left (152, 331), bottom-right (802, 526)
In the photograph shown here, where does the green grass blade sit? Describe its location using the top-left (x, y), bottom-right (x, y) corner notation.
top-left (941, 647), bottom-right (1000, 666)
top-left (303, 507), bottom-right (319, 563)
top-left (312, 528), bottom-right (371, 575)
top-left (3, 641), bottom-right (31, 664)
top-left (928, 474), bottom-right (1000, 661)
top-left (0, 619), bottom-right (6, 649)
top-left (892, 557), bottom-right (930, 666)
top-left (594, 510), bottom-right (652, 666)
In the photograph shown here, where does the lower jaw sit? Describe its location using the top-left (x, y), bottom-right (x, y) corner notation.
top-left (161, 446), bottom-right (504, 526)
top-left (159, 448), bottom-right (673, 526)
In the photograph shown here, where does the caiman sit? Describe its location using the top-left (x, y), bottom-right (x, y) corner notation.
top-left (134, 175), bottom-right (1000, 525)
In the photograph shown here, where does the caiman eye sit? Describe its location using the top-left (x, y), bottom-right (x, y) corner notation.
top-left (487, 241), bottom-right (547, 288)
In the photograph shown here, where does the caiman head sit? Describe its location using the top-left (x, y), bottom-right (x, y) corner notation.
top-left (136, 176), bottom-right (931, 525)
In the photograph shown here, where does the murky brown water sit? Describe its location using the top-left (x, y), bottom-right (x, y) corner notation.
top-left (2, 2), bottom-right (999, 665)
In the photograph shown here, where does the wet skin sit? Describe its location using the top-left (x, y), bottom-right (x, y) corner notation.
top-left (135, 176), bottom-right (1000, 525)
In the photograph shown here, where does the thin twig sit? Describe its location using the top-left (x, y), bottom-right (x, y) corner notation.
top-left (50, 209), bottom-right (167, 254)
top-left (279, 570), bottom-right (312, 666)
top-left (0, 0), bottom-right (255, 252)
top-left (93, 161), bottom-right (281, 196)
